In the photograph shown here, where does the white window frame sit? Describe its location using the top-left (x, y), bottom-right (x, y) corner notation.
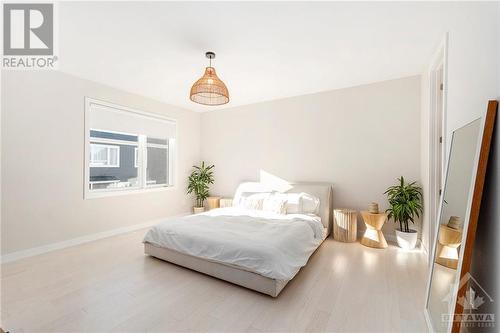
top-left (84, 97), bottom-right (177, 199)
top-left (89, 143), bottom-right (120, 168)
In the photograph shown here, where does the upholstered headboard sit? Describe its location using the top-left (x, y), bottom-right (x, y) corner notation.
top-left (233, 181), bottom-right (333, 235)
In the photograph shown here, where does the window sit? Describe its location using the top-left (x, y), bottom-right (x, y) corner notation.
top-left (85, 98), bottom-right (176, 198)
top-left (146, 137), bottom-right (169, 187)
top-left (89, 130), bottom-right (139, 191)
top-left (90, 144), bottom-right (120, 167)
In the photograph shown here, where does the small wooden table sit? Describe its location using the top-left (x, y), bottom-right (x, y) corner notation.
top-left (207, 197), bottom-right (221, 210)
top-left (360, 211), bottom-right (388, 249)
top-left (435, 224), bottom-right (462, 269)
top-left (333, 209), bottom-right (357, 242)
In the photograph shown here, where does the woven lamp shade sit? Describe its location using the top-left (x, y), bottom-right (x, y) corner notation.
top-left (190, 67), bottom-right (229, 106)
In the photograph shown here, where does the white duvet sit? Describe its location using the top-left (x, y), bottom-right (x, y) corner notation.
top-left (143, 207), bottom-right (326, 280)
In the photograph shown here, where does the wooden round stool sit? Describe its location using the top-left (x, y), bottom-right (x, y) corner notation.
top-left (360, 211), bottom-right (388, 249)
top-left (333, 209), bottom-right (357, 242)
top-left (207, 196), bottom-right (221, 210)
top-left (435, 224), bottom-right (462, 269)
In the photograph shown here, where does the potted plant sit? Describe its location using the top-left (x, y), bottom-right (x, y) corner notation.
top-left (384, 176), bottom-right (423, 250)
top-left (187, 161), bottom-right (215, 214)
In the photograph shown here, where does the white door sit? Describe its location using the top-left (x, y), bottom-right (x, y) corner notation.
top-left (430, 65), bottom-right (445, 258)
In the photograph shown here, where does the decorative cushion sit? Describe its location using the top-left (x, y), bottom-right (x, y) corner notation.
top-left (262, 194), bottom-right (288, 214)
top-left (236, 193), bottom-right (269, 210)
top-left (282, 192), bottom-right (303, 214)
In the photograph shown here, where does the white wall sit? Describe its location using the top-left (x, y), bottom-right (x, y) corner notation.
top-left (419, 4), bottom-right (499, 322)
top-left (1, 71), bottom-right (200, 254)
top-left (420, 2), bottom-right (499, 253)
top-left (445, 9), bottom-right (498, 140)
top-left (201, 76), bottom-right (421, 237)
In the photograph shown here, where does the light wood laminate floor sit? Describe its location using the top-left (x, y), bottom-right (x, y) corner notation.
top-left (1, 229), bottom-right (429, 333)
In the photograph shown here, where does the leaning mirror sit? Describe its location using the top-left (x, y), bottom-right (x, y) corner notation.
top-left (425, 101), bottom-right (497, 333)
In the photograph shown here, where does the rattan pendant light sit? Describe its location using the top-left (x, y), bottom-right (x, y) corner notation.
top-left (190, 52), bottom-right (229, 106)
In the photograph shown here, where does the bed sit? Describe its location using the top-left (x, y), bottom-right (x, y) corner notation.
top-left (143, 182), bottom-right (333, 297)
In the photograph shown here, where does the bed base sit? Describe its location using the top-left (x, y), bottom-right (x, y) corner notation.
top-left (144, 242), bottom-right (289, 297)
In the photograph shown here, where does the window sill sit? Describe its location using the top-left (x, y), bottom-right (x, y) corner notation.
top-left (84, 186), bottom-right (176, 199)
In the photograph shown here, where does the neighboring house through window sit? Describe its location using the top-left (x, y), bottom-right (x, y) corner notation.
top-left (90, 144), bottom-right (120, 168)
top-left (85, 98), bottom-right (176, 198)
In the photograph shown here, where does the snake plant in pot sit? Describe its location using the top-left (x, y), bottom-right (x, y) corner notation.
top-left (384, 176), bottom-right (423, 249)
top-left (187, 161), bottom-right (215, 214)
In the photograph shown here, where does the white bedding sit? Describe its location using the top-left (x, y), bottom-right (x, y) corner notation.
top-left (143, 207), bottom-right (325, 280)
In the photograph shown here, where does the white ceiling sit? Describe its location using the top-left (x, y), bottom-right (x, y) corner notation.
top-left (59, 2), bottom-right (457, 112)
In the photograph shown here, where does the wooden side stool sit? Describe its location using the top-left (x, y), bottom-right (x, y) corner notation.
top-left (360, 211), bottom-right (388, 249)
top-left (435, 224), bottom-right (462, 269)
top-left (333, 209), bottom-right (357, 242)
top-left (207, 197), bottom-right (221, 210)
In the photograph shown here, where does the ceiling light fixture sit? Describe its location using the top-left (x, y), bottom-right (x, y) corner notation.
top-left (190, 52), bottom-right (229, 106)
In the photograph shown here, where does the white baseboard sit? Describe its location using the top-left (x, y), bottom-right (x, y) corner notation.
top-left (1, 213), bottom-right (190, 264)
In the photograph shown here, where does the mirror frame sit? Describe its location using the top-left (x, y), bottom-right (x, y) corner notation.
top-left (424, 100), bottom-right (498, 333)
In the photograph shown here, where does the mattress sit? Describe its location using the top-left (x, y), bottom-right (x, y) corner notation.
top-left (143, 207), bottom-right (326, 281)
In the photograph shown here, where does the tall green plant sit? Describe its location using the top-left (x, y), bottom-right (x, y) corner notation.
top-left (187, 161), bottom-right (215, 207)
top-left (384, 176), bottom-right (423, 233)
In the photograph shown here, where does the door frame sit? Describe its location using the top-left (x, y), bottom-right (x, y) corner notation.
top-left (427, 33), bottom-right (449, 264)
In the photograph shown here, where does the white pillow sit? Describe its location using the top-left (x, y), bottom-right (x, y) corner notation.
top-left (232, 192), bottom-right (250, 207)
top-left (262, 195), bottom-right (288, 214)
top-left (274, 192), bottom-right (302, 214)
top-left (233, 182), bottom-right (273, 206)
top-left (236, 193), bottom-right (269, 210)
top-left (300, 192), bottom-right (320, 214)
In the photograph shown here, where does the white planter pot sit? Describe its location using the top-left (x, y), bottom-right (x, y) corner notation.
top-left (395, 229), bottom-right (418, 250)
top-left (193, 206), bottom-right (205, 214)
